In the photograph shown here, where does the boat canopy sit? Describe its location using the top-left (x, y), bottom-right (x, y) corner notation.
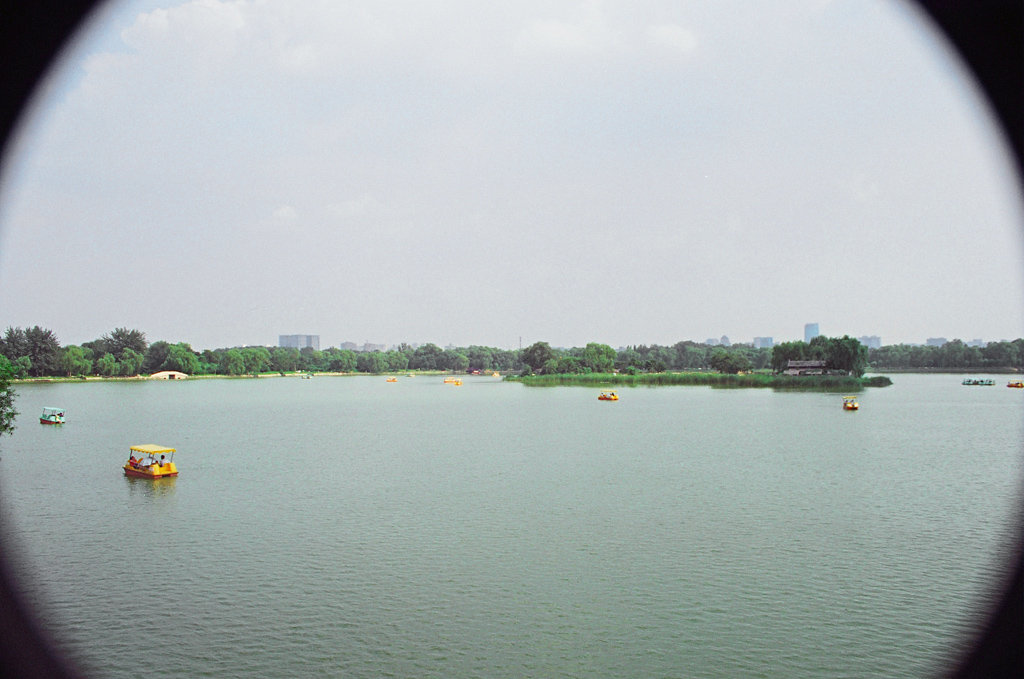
top-left (130, 444), bottom-right (176, 455)
top-left (42, 407), bottom-right (63, 413)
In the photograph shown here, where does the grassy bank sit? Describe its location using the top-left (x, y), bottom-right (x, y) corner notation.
top-left (505, 372), bottom-right (892, 390)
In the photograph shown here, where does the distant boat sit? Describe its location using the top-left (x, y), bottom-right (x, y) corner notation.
top-left (598, 391), bottom-right (619, 401)
top-left (39, 407), bottom-right (65, 425)
top-left (842, 396), bottom-right (859, 411)
top-left (386, 377), bottom-right (398, 382)
top-left (1007, 380), bottom-right (1024, 388)
top-left (962, 378), bottom-right (995, 386)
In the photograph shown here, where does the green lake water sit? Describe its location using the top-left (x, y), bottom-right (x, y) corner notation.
top-left (0, 374), bottom-right (1020, 678)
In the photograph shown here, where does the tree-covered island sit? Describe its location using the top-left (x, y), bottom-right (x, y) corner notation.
top-left (508, 335), bottom-right (891, 390)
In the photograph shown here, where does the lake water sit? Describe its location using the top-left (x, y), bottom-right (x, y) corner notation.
top-left (0, 374), bottom-right (1021, 678)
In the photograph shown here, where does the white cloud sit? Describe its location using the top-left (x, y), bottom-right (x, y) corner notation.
top-left (513, 1), bottom-right (617, 58)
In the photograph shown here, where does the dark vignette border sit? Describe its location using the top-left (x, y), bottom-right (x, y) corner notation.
top-left (0, 1), bottom-right (1020, 677)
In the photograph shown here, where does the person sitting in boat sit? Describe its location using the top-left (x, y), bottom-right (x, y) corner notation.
top-left (159, 455), bottom-right (167, 467)
top-left (128, 455), bottom-right (139, 468)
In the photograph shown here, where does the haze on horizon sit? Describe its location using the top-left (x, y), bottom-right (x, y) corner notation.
top-left (1, 0), bottom-right (1022, 353)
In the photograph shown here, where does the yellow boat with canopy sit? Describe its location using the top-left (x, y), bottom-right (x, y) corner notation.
top-left (124, 444), bottom-right (178, 479)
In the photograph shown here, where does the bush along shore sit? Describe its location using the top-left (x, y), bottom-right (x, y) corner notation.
top-left (505, 372), bottom-right (893, 390)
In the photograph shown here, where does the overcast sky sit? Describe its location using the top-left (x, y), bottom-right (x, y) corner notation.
top-left (1, 0), bottom-right (1022, 351)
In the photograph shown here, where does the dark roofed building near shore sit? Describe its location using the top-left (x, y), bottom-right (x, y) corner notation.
top-left (783, 360), bottom-right (827, 376)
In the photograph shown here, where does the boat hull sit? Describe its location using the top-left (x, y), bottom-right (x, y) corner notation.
top-left (39, 418), bottom-right (64, 425)
top-left (123, 464), bottom-right (178, 479)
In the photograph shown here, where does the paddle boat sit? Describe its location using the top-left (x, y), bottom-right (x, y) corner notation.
top-left (962, 378), bottom-right (995, 386)
top-left (124, 444), bottom-right (178, 479)
top-left (842, 396), bottom-right (859, 410)
top-left (1007, 380), bottom-right (1024, 388)
top-left (386, 376), bottom-right (398, 382)
top-left (598, 391), bottom-right (619, 401)
top-left (39, 407), bottom-right (65, 425)
top-left (443, 376), bottom-right (462, 385)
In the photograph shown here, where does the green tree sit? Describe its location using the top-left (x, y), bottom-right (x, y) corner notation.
top-left (60, 345), bottom-right (92, 376)
top-left (0, 355), bottom-right (18, 436)
top-left (554, 356), bottom-right (584, 374)
top-left (199, 350), bottom-right (220, 375)
top-left (96, 353), bottom-right (118, 376)
top-left (0, 327), bottom-right (29, 361)
top-left (582, 343), bottom-right (616, 373)
top-left (300, 347), bottom-right (324, 372)
top-left (983, 341), bottom-right (1020, 368)
top-left (466, 346), bottom-right (494, 372)
top-left (410, 343), bottom-right (444, 370)
top-left (271, 347), bottom-right (301, 373)
top-left (164, 343), bottom-right (200, 374)
top-left (824, 336), bottom-right (868, 377)
top-left (143, 341), bottom-right (172, 373)
top-left (323, 348), bottom-right (357, 372)
top-left (384, 350), bottom-right (409, 372)
top-left (119, 348), bottom-right (145, 376)
top-left (23, 326), bottom-right (61, 376)
top-left (356, 352), bottom-right (386, 373)
top-left (522, 342), bottom-right (556, 372)
top-left (220, 349), bottom-right (246, 375)
top-left (615, 347), bottom-right (642, 372)
top-left (709, 348), bottom-right (752, 374)
top-left (101, 327), bottom-right (148, 356)
top-left (12, 356), bottom-right (31, 379)
top-left (242, 347), bottom-right (271, 375)
top-left (443, 350), bottom-right (470, 373)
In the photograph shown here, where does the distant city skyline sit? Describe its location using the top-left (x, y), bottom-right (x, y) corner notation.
top-left (3, 323), bottom-right (1019, 353)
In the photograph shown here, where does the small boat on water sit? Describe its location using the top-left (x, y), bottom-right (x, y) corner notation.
top-left (39, 407), bottom-right (65, 425)
top-left (962, 378), bottom-right (996, 386)
top-left (598, 391), bottom-right (619, 401)
top-left (842, 396), bottom-right (859, 411)
top-left (386, 377), bottom-right (398, 382)
top-left (443, 376), bottom-right (462, 385)
top-left (492, 372), bottom-right (500, 378)
top-left (1008, 380), bottom-right (1024, 388)
top-left (123, 444), bottom-right (178, 479)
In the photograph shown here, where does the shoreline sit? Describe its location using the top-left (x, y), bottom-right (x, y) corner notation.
top-left (10, 370), bottom-right (451, 384)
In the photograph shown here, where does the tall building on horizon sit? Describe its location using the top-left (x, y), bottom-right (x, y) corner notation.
top-left (279, 334), bottom-right (320, 350)
top-left (804, 323), bottom-right (819, 343)
top-left (858, 335), bottom-right (882, 349)
top-left (753, 337), bottom-right (774, 349)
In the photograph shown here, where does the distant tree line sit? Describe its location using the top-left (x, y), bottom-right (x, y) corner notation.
top-left (2, 325), bottom-right (1023, 382)
top-left (867, 339), bottom-right (1024, 370)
